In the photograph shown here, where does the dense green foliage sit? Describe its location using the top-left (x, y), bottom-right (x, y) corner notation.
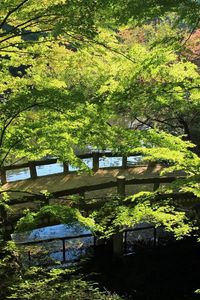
top-left (9, 267), bottom-right (121, 300)
top-left (0, 0), bottom-right (199, 243)
top-left (0, 0), bottom-right (199, 166)
top-left (91, 194), bottom-right (192, 239)
top-left (15, 204), bottom-right (95, 232)
top-left (0, 1), bottom-right (200, 298)
top-left (0, 242), bottom-right (121, 299)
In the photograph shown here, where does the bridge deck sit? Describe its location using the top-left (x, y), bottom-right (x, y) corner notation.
top-left (2, 165), bottom-right (165, 200)
top-left (1, 165), bottom-right (193, 230)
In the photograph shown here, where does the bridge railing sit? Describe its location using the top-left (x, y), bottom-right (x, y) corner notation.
top-left (6, 175), bottom-right (188, 207)
top-left (17, 226), bottom-right (158, 264)
top-left (0, 152), bottom-right (144, 184)
top-left (0, 174), bottom-right (192, 239)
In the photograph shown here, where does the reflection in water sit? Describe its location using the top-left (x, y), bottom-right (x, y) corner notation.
top-left (7, 167), bottom-right (31, 182)
top-left (13, 224), bottom-right (94, 264)
top-left (50, 236), bottom-right (94, 262)
top-left (12, 224), bottom-right (92, 243)
top-left (99, 157), bottom-right (122, 168)
top-left (36, 163), bottom-right (63, 176)
top-left (6, 156), bottom-right (142, 182)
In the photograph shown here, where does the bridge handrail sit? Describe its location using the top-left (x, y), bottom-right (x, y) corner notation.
top-left (6, 175), bottom-right (187, 206)
top-left (0, 152), bottom-right (143, 184)
top-left (16, 226), bottom-right (157, 263)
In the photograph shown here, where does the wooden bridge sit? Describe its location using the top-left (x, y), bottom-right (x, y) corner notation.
top-left (0, 152), bottom-right (181, 198)
top-left (0, 152), bottom-right (197, 243)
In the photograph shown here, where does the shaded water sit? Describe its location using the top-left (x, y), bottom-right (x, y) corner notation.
top-left (12, 224), bottom-right (94, 264)
top-left (13, 222), bottom-right (167, 265)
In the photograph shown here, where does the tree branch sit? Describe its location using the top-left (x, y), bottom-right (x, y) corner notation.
top-left (0, 103), bottom-right (39, 149)
top-left (132, 116), bottom-right (153, 129)
top-left (0, 28), bottom-right (52, 46)
top-left (178, 117), bottom-right (191, 139)
top-left (150, 117), bottom-right (179, 129)
top-left (0, 0), bottom-right (30, 29)
top-left (0, 139), bottom-right (23, 168)
top-left (0, 14), bottom-right (44, 38)
top-left (0, 38), bottom-right (55, 51)
top-left (182, 17), bottom-right (200, 46)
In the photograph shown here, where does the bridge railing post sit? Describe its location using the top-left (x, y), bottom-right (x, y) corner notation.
top-left (122, 156), bottom-right (127, 168)
top-left (0, 168), bottom-right (7, 185)
top-left (93, 152), bottom-right (99, 172)
top-left (63, 162), bottom-right (69, 174)
top-left (117, 176), bottom-right (126, 197)
top-left (29, 161), bottom-right (37, 179)
top-left (62, 238), bottom-right (66, 262)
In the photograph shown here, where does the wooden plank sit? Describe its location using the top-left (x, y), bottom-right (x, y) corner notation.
top-left (5, 163), bottom-right (30, 170)
top-left (52, 181), bottom-right (117, 197)
top-left (33, 158), bottom-right (58, 166)
top-left (5, 176), bottom-right (186, 205)
top-left (126, 176), bottom-right (184, 185)
top-left (4, 158), bottom-right (58, 170)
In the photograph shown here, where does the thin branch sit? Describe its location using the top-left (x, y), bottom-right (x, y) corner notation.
top-left (182, 17), bottom-right (200, 46)
top-left (150, 117), bottom-right (179, 129)
top-left (189, 111), bottom-right (200, 123)
top-left (64, 31), bottom-right (136, 63)
top-left (89, 39), bottom-right (136, 64)
top-left (178, 117), bottom-right (191, 139)
top-left (0, 14), bottom-right (44, 38)
top-left (0, 28), bottom-right (52, 46)
top-left (133, 116), bottom-right (153, 129)
top-left (0, 38), bottom-right (54, 51)
top-left (0, 103), bottom-right (39, 148)
top-left (8, 156), bottom-right (26, 166)
top-left (0, 49), bottom-right (40, 54)
top-left (0, 139), bottom-right (23, 168)
top-left (0, 100), bottom-right (70, 165)
top-left (0, 0), bottom-right (30, 29)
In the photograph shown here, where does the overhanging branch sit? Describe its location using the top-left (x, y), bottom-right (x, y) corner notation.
top-left (0, 0), bottom-right (30, 29)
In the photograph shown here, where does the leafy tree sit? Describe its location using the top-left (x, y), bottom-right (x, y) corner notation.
top-left (0, 0), bottom-right (199, 257)
top-left (0, 0), bottom-right (199, 166)
top-left (1, 2), bottom-right (200, 299)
